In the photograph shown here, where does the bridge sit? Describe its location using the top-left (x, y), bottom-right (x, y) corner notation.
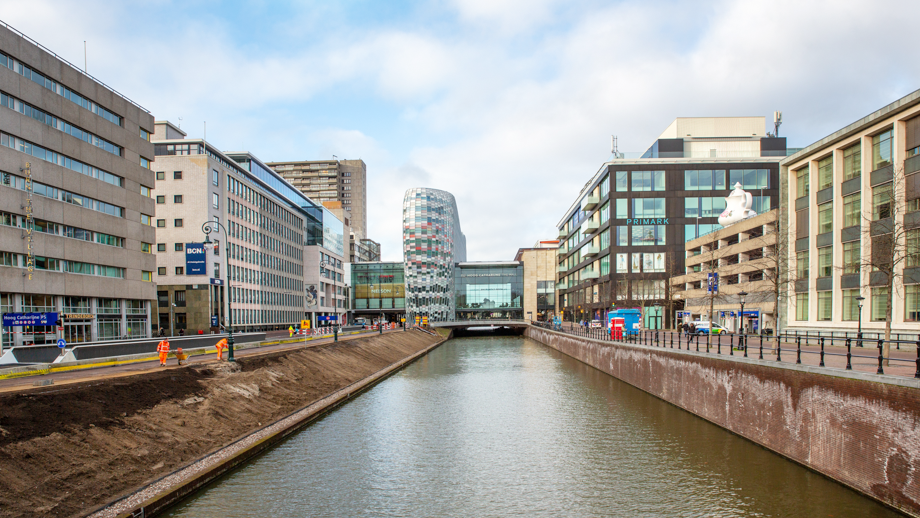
top-left (429, 320), bottom-right (530, 333)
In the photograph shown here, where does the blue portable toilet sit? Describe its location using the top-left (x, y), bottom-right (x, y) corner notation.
top-left (607, 309), bottom-right (642, 336)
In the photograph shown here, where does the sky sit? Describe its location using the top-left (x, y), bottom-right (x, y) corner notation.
top-left (2, 0), bottom-right (919, 262)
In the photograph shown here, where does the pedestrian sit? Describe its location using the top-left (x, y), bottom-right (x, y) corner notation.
top-left (157, 337), bottom-right (170, 367)
top-left (158, 327), bottom-right (166, 337)
top-left (689, 323), bottom-right (696, 335)
top-left (215, 337), bottom-right (228, 361)
top-left (682, 323), bottom-right (689, 337)
top-left (178, 328), bottom-right (185, 336)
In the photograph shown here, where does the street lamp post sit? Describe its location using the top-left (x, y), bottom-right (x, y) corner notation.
top-left (856, 295), bottom-right (866, 347)
top-left (202, 221), bottom-right (234, 362)
top-left (738, 291), bottom-right (748, 357)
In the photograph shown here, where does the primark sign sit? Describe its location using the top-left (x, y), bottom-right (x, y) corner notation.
top-left (623, 218), bottom-right (669, 225)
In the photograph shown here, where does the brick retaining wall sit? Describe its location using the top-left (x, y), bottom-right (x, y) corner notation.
top-left (525, 326), bottom-right (920, 517)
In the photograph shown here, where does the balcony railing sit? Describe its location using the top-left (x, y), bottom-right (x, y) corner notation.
top-left (581, 220), bottom-right (600, 234)
top-left (581, 195), bottom-right (599, 210)
top-left (581, 269), bottom-right (599, 280)
top-left (582, 245), bottom-right (599, 257)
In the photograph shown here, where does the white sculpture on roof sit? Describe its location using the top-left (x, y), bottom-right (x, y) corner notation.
top-left (718, 182), bottom-right (757, 227)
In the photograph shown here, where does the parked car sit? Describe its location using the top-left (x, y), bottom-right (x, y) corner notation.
top-left (691, 321), bottom-right (731, 335)
top-left (589, 320), bottom-right (603, 328)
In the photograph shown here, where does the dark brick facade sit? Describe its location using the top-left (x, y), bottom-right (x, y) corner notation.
top-left (525, 327), bottom-right (920, 517)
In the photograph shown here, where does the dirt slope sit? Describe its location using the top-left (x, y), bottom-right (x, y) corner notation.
top-left (0, 331), bottom-right (440, 518)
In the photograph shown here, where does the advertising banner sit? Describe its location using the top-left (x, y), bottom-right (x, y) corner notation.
top-left (356, 283), bottom-right (405, 298)
top-left (185, 243), bottom-right (207, 275)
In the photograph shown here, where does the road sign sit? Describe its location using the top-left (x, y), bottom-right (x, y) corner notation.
top-left (707, 273), bottom-right (719, 294)
top-left (422, 316), bottom-right (429, 325)
top-left (401, 318), bottom-right (406, 323)
top-left (415, 315), bottom-right (421, 325)
top-left (57, 338), bottom-right (66, 348)
top-left (300, 319), bottom-right (310, 329)
top-left (2, 312), bottom-right (58, 327)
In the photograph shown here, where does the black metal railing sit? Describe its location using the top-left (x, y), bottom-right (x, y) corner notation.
top-left (528, 322), bottom-right (920, 379)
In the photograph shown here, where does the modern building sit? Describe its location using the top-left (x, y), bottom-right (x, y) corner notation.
top-left (268, 158), bottom-right (368, 240)
top-left (514, 241), bottom-right (558, 322)
top-left (780, 90), bottom-right (920, 333)
top-left (454, 262), bottom-right (524, 320)
top-left (403, 187), bottom-right (467, 322)
top-left (556, 117), bottom-right (789, 328)
top-left (352, 236), bottom-right (381, 263)
top-left (351, 261), bottom-right (405, 324)
top-left (670, 209), bottom-right (779, 333)
top-left (0, 24), bottom-right (157, 347)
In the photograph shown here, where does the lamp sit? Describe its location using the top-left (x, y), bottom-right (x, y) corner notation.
top-left (856, 295), bottom-right (866, 346)
top-left (738, 291), bottom-right (748, 357)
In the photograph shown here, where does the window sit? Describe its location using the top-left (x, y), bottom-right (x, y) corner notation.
top-left (817, 156), bottom-right (833, 191)
top-left (173, 171), bottom-right (183, 180)
top-left (598, 203), bottom-right (609, 224)
top-left (140, 157), bottom-right (150, 169)
top-left (141, 242), bottom-right (152, 253)
top-left (174, 219), bottom-right (183, 227)
top-left (843, 241), bottom-right (860, 274)
top-left (599, 175), bottom-right (609, 198)
top-left (910, 199), bottom-right (920, 213)
top-left (616, 226), bottom-right (628, 246)
top-left (174, 195), bottom-right (183, 203)
top-left (156, 219), bottom-right (166, 227)
top-left (157, 267), bottom-right (166, 275)
top-left (907, 229), bottom-right (920, 268)
top-left (140, 185), bottom-right (151, 198)
top-left (818, 247), bottom-right (833, 277)
top-left (174, 290), bottom-right (186, 307)
top-left (843, 143), bottom-right (861, 180)
top-left (142, 271), bottom-right (152, 282)
top-left (631, 225), bottom-right (665, 245)
top-left (872, 183), bottom-right (892, 220)
top-left (871, 287), bottom-right (888, 321)
top-left (175, 243), bottom-right (183, 251)
top-left (796, 293), bottom-right (809, 321)
top-left (796, 166), bottom-right (809, 198)
top-left (842, 289), bottom-right (861, 321)
top-left (818, 203), bottom-right (833, 234)
top-left (141, 214), bottom-right (151, 226)
top-left (684, 170), bottom-right (727, 191)
top-left (616, 199), bottom-right (628, 219)
top-left (156, 171), bottom-right (165, 180)
top-left (157, 243), bottom-right (166, 252)
top-left (175, 266), bottom-right (184, 275)
top-left (156, 195), bottom-right (165, 204)
top-left (842, 193), bottom-right (860, 227)
top-left (817, 291), bottom-right (832, 321)
top-left (728, 169), bottom-right (769, 189)
top-left (212, 193), bottom-right (219, 209)
top-left (213, 169), bottom-right (220, 186)
top-left (632, 198), bottom-right (665, 218)
top-left (907, 285), bottom-right (919, 322)
top-left (599, 229), bottom-right (610, 249)
top-left (140, 128), bottom-right (150, 141)
top-left (631, 171), bottom-right (664, 191)
top-left (872, 129), bottom-right (892, 170)
top-left (615, 171), bottom-right (628, 192)
top-left (796, 251), bottom-right (809, 279)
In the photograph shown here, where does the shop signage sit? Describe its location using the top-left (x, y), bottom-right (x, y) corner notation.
top-left (707, 273), bottom-right (719, 293)
top-left (210, 278), bottom-right (224, 286)
top-left (3, 312), bottom-right (58, 327)
top-left (356, 284), bottom-right (405, 298)
top-left (64, 313), bottom-right (93, 320)
top-left (624, 219), bottom-right (669, 225)
top-left (185, 243), bottom-right (207, 275)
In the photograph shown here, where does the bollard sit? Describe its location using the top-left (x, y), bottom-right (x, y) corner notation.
top-left (670, 331), bottom-right (674, 349)
top-left (915, 338), bottom-right (919, 379)
top-left (819, 337), bottom-right (825, 367)
top-left (877, 339), bottom-right (884, 375)
top-left (776, 334), bottom-right (782, 362)
top-left (717, 333), bottom-right (721, 355)
top-left (758, 333), bottom-right (763, 360)
top-left (796, 336), bottom-right (802, 364)
top-left (846, 337), bottom-right (852, 370)
top-left (334, 327), bottom-right (338, 343)
top-left (695, 333), bottom-right (699, 352)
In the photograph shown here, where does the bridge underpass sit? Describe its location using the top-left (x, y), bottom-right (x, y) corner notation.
top-left (429, 320), bottom-right (529, 337)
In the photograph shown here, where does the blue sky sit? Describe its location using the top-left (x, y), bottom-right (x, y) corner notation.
top-left (3, 0), bottom-right (920, 261)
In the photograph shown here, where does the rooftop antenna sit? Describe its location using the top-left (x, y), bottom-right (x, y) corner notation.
top-left (83, 41), bottom-right (87, 73)
top-left (773, 111), bottom-right (782, 137)
top-left (178, 116), bottom-right (182, 129)
top-left (611, 135), bottom-right (618, 156)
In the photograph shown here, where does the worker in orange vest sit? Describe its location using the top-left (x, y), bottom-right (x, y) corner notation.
top-left (215, 337), bottom-right (228, 361)
top-left (157, 337), bottom-right (170, 366)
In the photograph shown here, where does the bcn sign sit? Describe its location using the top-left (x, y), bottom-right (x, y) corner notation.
top-left (185, 243), bottom-right (207, 275)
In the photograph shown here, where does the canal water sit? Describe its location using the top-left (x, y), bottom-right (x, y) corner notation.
top-left (165, 336), bottom-right (901, 517)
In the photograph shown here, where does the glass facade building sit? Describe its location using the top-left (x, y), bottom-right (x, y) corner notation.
top-left (454, 262), bottom-right (524, 320)
top-left (403, 188), bottom-right (467, 321)
top-left (351, 262), bottom-right (406, 323)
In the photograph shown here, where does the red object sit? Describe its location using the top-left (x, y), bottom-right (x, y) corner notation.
top-left (198, 330), bottom-right (204, 334)
top-left (611, 317), bottom-right (625, 341)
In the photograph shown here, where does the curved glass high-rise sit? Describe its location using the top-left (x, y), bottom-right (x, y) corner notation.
top-left (402, 188), bottom-right (466, 321)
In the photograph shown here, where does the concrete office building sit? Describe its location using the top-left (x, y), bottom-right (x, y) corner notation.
top-left (268, 158), bottom-right (368, 240)
top-left (0, 25), bottom-right (156, 347)
top-left (781, 90), bottom-right (920, 333)
top-left (557, 117), bottom-right (789, 328)
top-left (403, 187), bottom-right (466, 321)
top-left (514, 240), bottom-right (559, 322)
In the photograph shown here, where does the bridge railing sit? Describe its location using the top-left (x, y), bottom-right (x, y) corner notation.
top-left (529, 321), bottom-right (920, 379)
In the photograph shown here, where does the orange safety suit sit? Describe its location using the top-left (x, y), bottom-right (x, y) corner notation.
top-left (157, 339), bottom-right (170, 366)
top-left (215, 338), bottom-right (228, 360)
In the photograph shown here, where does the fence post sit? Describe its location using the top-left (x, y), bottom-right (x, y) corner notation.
top-left (758, 333), bottom-right (763, 360)
top-left (796, 336), bottom-right (802, 364)
top-left (670, 331), bottom-right (674, 349)
top-left (877, 339), bottom-right (885, 375)
top-left (819, 337), bottom-right (825, 367)
top-left (776, 333), bottom-right (782, 362)
top-left (915, 337), bottom-right (919, 379)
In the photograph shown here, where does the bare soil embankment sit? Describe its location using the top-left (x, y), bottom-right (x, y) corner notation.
top-left (0, 331), bottom-right (441, 518)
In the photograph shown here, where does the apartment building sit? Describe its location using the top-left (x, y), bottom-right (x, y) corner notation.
top-left (781, 90), bottom-right (920, 333)
top-left (0, 24), bottom-right (156, 347)
top-left (514, 240), bottom-right (559, 322)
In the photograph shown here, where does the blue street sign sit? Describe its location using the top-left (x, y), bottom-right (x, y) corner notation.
top-left (211, 315), bottom-right (219, 327)
top-left (2, 312), bottom-right (58, 327)
top-left (185, 243), bottom-right (207, 275)
top-left (707, 273), bottom-right (719, 294)
top-left (57, 338), bottom-right (66, 348)
top-left (317, 315), bottom-right (338, 323)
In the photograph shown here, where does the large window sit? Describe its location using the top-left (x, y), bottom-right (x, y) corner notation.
top-left (599, 229), bottom-right (610, 249)
top-left (818, 203), bottom-right (833, 234)
top-left (843, 193), bottom-right (860, 227)
top-left (907, 285), bottom-right (919, 322)
top-left (907, 229), bottom-right (920, 268)
top-left (684, 197), bottom-right (727, 218)
top-left (599, 203), bottom-right (609, 224)
top-left (817, 156), bottom-right (833, 191)
top-left (796, 251), bottom-right (809, 279)
top-left (631, 225), bottom-right (665, 246)
top-left (872, 129), bottom-right (893, 170)
top-left (796, 166), bottom-right (809, 198)
top-left (728, 169), bottom-right (770, 189)
top-left (631, 171), bottom-right (664, 191)
top-left (871, 287), bottom-right (888, 321)
top-left (843, 143), bottom-right (861, 180)
top-left (615, 226), bottom-right (628, 246)
top-left (599, 174), bottom-right (609, 198)
top-left (872, 183), bottom-right (892, 220)
top-left (632, 198), bottom-right (665, 218)
top-left (796, 293), bottom-right (809, 321)
top-left (818, 247), bottom-right (833, 277)
top-left (842, 289), bottom-right (860, 321)
top-left (600, 255), bottom-right (610, 276)
top-left (616, 199), bottom-right (628, 219)
top-left (616, 253), bottom-right (628, 273)
top-left (684, 170), bottom-right (726, 190)
top-left (615, 171), bottom-right (628, 192)
top-left (817, 291), bottom-right (832, 321)
top-left (843, 241), bottom-right (860, 274)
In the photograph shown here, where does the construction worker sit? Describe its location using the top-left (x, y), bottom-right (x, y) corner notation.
top-left (215, 337), bottom-right (228, 361)
top-left (157, 337), bottom-right (170, 366)
top-left (288, 325), bottom-right (295, 337)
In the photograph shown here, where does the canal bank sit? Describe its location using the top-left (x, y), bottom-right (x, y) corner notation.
top-left (0, 329), bottom-right (445, 518)
top-left (524, 326), bottom-right (920, 517)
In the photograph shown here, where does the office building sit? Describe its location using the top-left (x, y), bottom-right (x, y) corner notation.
top-left (403, 187), bottom-right (466, 321)
top-left (781, 90), bottom-right (920, 333)
top-left (351, 261), bottom-right (405, 324)
top-left (556, 117), bottom-right (789, 328)
top-left (268, 158), bottom-right (368, 240)
top-left (0, 25), bottom-right (156, 347)
top-left (514, 241), bottom-right (559, 322)
top-left (454, 262), bottom-right (524, 320)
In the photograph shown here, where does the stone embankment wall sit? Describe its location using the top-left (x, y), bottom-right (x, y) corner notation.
top-left (0, 330), bottom-right (443, 518)
top-left (525, 326), bottom-right (920, 517)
